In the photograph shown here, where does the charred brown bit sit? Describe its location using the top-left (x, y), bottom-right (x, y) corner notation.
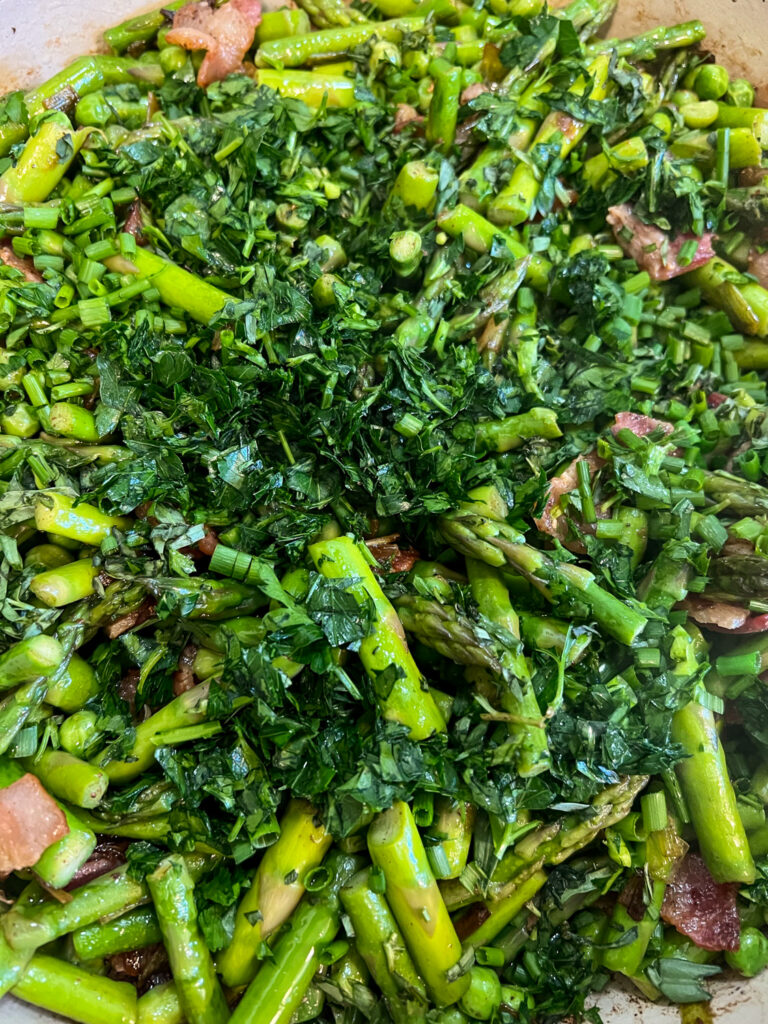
top-left (0, 775), bottom-right (69, 875)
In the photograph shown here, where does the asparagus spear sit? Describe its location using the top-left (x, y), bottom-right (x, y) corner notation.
top-left (228, 851), bottom-right (357, 1024)
top-left (0, 634), bottom-right (64, 691)
top-left (309, 536), bottom-right (445, 739)
top-left (218, 798), bottom-right (333, 988)
top-left (584, 20), bottom-right (705, 59)
top-left (24, 749), bottom-right (108, 808)
top-left (426, 799), bottom-right (476, 880)
top-left (0, 119), bottom-right (92, 204)
top-left (294, 0), bottom-right (367, 29)
top-left (367, 801), bottom-right (470, 1006)
top-left (72, 906), bottom-right (162, 962)
top-left (340, 867), bottom-right (429, 1024)
top-left (467, 559), bottom-right (550, 777)
top-left (147, 856), bottom-right (229, 1024)
top-left (137, 982), bottom-right (184, 1024)
top-left (12, 954), bottom-right (138, 1024)
top-left (439, 487), bottom-right (648, 646)
top-left (103, 1), bottom-right (186, 52)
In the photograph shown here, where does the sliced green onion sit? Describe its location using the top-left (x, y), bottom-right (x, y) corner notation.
top-left (641, 790), bottom-right (667, 833)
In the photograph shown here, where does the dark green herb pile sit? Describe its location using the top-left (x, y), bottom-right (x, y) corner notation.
top-left (2, 1), bottom-right (768, 1021)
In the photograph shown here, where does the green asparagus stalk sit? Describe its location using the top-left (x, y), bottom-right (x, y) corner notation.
top-left (256, 69), bottom-right (356, 108)
top-left (30, 558), bottom-right (99, 608)
top-left (367, 801), bottom-right (469, 1006)
top-left (104, 1), bottom-right (186, 52)
top-left (95, 681), bottom-right (211, 784)
top-left (12, 954), bottom-right (138, 1024)
top-left (294, 0), bottom-right (367, 29)
top-left (44, 654), bottom-right (99, 712)
top-left (439, 487), bottom-right (648, 646)
top-left (426, 58), bottom-right (462, 153)
top-left (34, 491), bottom-right (130, 544)
top-left (72, 906), bottom-right (162, 962)
top-left (0, 119), bottom-right (91, 204)
top-left (33, 805), bottom-right (97, 890)
top-left (309, 536), bottom-right (445, 739)
top-left (466, 559), bottom-right (550, 777)
top-left (340, 867), bottom-right (429, 1024)
top-left (474, 407), bottom-right (561, 452)
top-left (218, 798), bottom-right (333, 988)
top-left (488, 55), bottom-right (612, 225)
top-left (518, 613), bottom-right (592, 664)
top-left (427, 799), bottom-right (475, 880)
top-left (671, 700), bottom-right (755, 883)
top-left (229, 852), bottom-right (357, 1024)
top-left (137, 982), bottom-right (184, 1024)
top-left (254, 18), bottom-right (424, 67)
top-left (584, 19), bottom-right (705, 59)
top-left (0, 634), bottom-right (64, 691)
top-left (147, 856), bottom-right (229, 1024)
top-left (458, 870), bottom-right (547, 950)
top-left (688, 257), bottom-right (768, 337)
top-left (601, 877), bottom-right (666, 976)
top-left (24, 749), bottom-right (108, 808)
top-left (2, 864), bottom-right (148, 952)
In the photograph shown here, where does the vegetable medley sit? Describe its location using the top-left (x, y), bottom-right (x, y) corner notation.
top-left (3, 0), bottom-right (768, 1022)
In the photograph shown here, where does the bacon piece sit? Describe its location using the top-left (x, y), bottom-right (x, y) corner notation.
top-left (197, 528), bottom-right (218, 557)
top-left (105, 600), bottom-right (157, 640)
top-left (0, 775), bottom-right (69, 874)
top-left (393, 104), bottom-right (423, 133)
top-left (606, 204), bottom-right (715, 281)
top-left (66, 839), bottom-right (128, 890)
top-left (460, 82), bottom-right (489, 105)
top-left (123, 199), bottom-right (149, 247)
top-left (453, 902), bottom-right (492, 942)
top-left (533, 450), bottom-right (605, 551)
top-left (707, 392), bottom-right (728, 409)
top-left (661, 853), bottom-right (740, 951)
top-left (0, 245), bottom-right (43, 283)
top-left (738, 167), bottom-right (768, 187)
top-left (166, 0), bottom-right (262, 88)
top-left (680, 596), bottom-right (768, 634)
top-left (173, 643), bottom-right (198, 696)
top-left (611, 411), bottom-right (674, 439)
top-left (108, 943), bottom-right (170, 995)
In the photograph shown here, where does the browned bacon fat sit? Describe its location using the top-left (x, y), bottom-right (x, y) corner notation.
top-left (606, 204), bottom-right (715, 281)
top-left (0, 774), bottom-right (69, 875)
top-left (167, 0), bottom-right (262, 88)
top-left (661, 852), bottom-right (740, 951)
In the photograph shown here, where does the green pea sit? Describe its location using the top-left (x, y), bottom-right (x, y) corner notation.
top-left (671, 89), bottom-right (698, 107)
top-left (694, 65), bottom-right (730, 101)
top-left (725, 927), bottom-right (768, 977)
top-left (681, 101), bottom-right (719, 129)
top-left (728, 78), bottom-right (756, 108)
top-left (459, 966), bottom-right (502, 1021)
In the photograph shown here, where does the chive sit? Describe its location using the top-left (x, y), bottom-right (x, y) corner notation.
top-left (720, 333), bottom-right (744, 350)
top-left (50, 381), bottom-right (94, 401)
top-left (119, 232), bottom-right (137, 257)
top-left (738, 450), bottom-right (762, 482)
top-left (576, 458), bottom-right (597, 523)
top-left (662, 768), bottom-right (690, 825)
top-left (23, 205), bottom-right (59, 229)
top-left (595, 519), bottom-right (625, 540)
top-left (683, 320), bottom-right (711, 343)
top-left (110, 187), bottom-right (137, 205)
top-left (476, 947), bottom-right (505, 967)
top-left (715, 651), bottom-right (762, 677)
top-left (676, 238), bottom-right (699, 267)
top-left (631, 376), bottom-right (658, 395)
top-left (88, 278), bottom-right (109, 297)
top-left (304, 865), bottom-right (332, 893)
top-left (395, 412), bottom-right (424, 437)
top-left (84, 239), bottom-right (118, 261)
top-left (317, 939), bottom-right (349, 966)
top-left (623, 270), bottom-right (651, 294)
top-left (78, 296), bottom-right (112, 326)
top-left (641, 790), bottom-right (667, 833)
top-left (692, 513), bottom-right (728, 551)
top-left (368, 866), bottom-right (386, 894)
top-left (426, 844), bottom-right (451, 879)
top-left (78, 258), bottom-right (107, 284)
top-left (635, 647), bottom-right (661, 669)
top-left (22, 372), bottom-right (48, 408)
top-left (33, 254), bottom-right (64, 272)
top-left (413, 791), bottom-right (434, 828)
top-left (714, 127), bottom-right (730, 186)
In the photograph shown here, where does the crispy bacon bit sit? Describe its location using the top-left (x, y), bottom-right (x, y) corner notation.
top-left (0, 245), bottom-right (43, 283)
top-left (617, 873), bottom-right (647, 922)
top-left (108, 943), bottom-right (171, 995)
top-left (612, 411), bottom-right (674, 439)
top-left (747, 249), bottom-right (768, 290)
top-left (197, 528), bottom-right (219, 557)
top-left (105, 600), bottom-right (157, 640)
top-left (393, 104), bottom-right (423, 133)
top-left (661, 853), bottom-right (740, 951)
top-left (368, 536), bottom-right (420, 574)
top-left (173, 643), bottom-right (198, 696)
top-left (66, 839), bottom-right (128, 890)
top-left (606, 204), bottom-right (715, 281)
top-left (454, 902), bottom-right (492, 942)
top-left (123, 199), bottom-right (149, 246)
top-left (738, 167), bottom-right (768, 187)
top-left (680, 596), bottom-right (768, 634)
top-left (0, 775), bottom-right (69, 875)
top-left (707, 392), bottom-right (728, 409)
top-left (166, 0), bottom-right (262, 88)
top-left (460, 82), bottom-right (489, 105)
top-left (533, 450), bottom-right (605, 551)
